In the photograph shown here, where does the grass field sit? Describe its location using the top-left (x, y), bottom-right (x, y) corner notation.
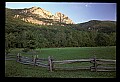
top-left (5, 46), bottom-right (116, 78)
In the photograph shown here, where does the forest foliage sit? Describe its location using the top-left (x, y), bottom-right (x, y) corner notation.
top-left (5, 8), bottom-right (116, 53)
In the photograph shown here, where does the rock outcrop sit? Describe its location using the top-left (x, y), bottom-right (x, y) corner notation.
top-left (13, 6), bottom-right (74, 25)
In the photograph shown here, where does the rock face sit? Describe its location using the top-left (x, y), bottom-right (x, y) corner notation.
top-left (13, 6), bottom-right (74, 25)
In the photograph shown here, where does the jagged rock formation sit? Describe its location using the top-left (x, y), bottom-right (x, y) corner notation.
top-left (12, 6), bottom-right (74, 25)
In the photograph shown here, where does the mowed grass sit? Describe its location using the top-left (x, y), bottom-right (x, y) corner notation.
top-left (5, 46), bottom-right (116, 78)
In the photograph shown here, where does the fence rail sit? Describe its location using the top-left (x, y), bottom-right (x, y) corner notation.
top-left (5, 54), bottom-right (16, 60)
top-left (52, 59), bottom-right (116, 72)
top-left (8, 53), bottom-right (116, 72)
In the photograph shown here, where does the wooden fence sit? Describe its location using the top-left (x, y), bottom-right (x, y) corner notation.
top-left (5, 54), bottom-right (16, 60)
top-left (16, 53), bottom-right (49, 68)
top-left (16, 53), bottom-right (116, 72)
top-left (52, 57), bottom-right (116, 72)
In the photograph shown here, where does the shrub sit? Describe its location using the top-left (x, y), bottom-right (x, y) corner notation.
top-left (22, 48), bottom-right (30, 52)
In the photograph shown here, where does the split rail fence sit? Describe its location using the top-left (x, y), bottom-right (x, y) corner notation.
top-left (15, 53), bottom-right (116, 72)
top-left (5, 54), bottom-right (16, 60)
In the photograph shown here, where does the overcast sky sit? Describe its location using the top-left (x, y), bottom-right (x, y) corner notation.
top-left (6, 2), bottom-right (116, 24)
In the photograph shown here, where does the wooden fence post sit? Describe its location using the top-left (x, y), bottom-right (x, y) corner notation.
top-left (33, 55), bottom-right (37, 66)
top-left (93, 57), bottom-right (97, 72)
top-left (17, 53), bottom-right (19, 62)
top-left (17, 53), bottom-right (21, 62)
top-left (48, 56), bottom-right (53, 72)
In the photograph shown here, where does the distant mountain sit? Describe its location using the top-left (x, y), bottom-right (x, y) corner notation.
top-left (71, 20), bottom-right (116, 33)
top-left (6, 6), bottom-right (74, 26)
top-left (79, 20), bottom-right (116, 28)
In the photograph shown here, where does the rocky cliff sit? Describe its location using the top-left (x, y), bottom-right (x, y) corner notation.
top-left (12, 6), bottom-right (74, 25)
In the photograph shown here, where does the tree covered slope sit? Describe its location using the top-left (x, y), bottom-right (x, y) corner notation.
top-left (5, 8), bottom-right (116, 50)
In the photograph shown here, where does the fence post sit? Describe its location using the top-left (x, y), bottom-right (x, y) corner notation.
top-left (17, 53), bottom-right (19, 62)
top-left (93, 56), bottom-right (97, 72)
top-left (17, 53), bottom-right (21, 62)
top-left (48, 56), bottom-right (53, 72)
top-left (34, 55), bottom-right (37, 66)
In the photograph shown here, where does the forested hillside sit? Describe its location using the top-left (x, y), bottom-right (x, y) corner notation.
top-left (5, 8), bottom-right (116, 52)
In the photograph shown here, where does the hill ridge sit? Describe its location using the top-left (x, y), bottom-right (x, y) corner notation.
top-left (6, 6), bottom-right (74, 26)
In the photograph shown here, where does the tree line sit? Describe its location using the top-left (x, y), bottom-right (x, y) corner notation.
top-left (5, 21), bottom-right (116, 50)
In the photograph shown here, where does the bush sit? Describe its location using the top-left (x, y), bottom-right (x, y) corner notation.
top-left (22, 48), bottom-right (30, 52)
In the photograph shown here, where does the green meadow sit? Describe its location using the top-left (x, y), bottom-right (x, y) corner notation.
top-left (5, 46), bottom-right (116, 78)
